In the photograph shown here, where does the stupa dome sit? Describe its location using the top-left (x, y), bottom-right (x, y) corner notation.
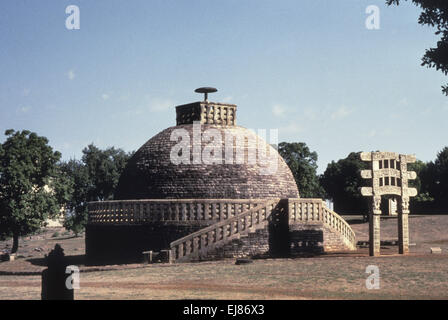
top-left (115, 126), bottom-right (299, 200)
top-left (114, 100), bottom-right (299, 200)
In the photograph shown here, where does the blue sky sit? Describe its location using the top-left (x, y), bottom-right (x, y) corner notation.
top-left (1, 0), bottom-right (447, 173)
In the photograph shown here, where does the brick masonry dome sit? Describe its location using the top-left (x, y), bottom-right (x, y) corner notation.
top-left (114, 101), bottom-right (299, 200)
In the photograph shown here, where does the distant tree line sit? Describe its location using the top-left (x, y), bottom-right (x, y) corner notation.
top-left (1, 129), bottom-right (448, 253)
top-left (0, 129), bottom-right (133, 253)
top-left (59, 144), bottom-right (133, 236)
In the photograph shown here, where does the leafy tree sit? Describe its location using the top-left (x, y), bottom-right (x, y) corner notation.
top-left (60, 145), bottom-right (133, 234)
top-left (387, 1), bottom-right (448, 95)
top-left (0, 130), bottom-right (71, 253)
top-left (408, 160), bottom-right (433, 201)
top-left (82, 144), bottom-right (131, 201)
top-left (320, 152), bottom-right (369, 214)
top-left (278, 142), bottom-right (324, 198)
top-left (59, 159), bottom-right (89, 236)
top-left (426, 147), bottom-right (448, 209)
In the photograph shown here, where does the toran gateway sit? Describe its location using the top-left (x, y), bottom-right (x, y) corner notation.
top-left (360, 152), bottom-right (418, 256)
top-left (86, 89), bottom-right (357, 263)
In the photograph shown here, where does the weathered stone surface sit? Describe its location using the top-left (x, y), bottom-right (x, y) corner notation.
top-left (360, 151), bottom-right (418, 256)
top-left (176, 102), bottom-right (237, 126)
top-left (115, 124), bottom-right (299, 200)
top-left (430, 247), bottom-right (442, 254)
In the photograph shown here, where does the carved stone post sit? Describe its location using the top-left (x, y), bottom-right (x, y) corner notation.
top-left (369, 195), bottom-right (382, 256)
top-left (398, 197), bottom-right (410, 254)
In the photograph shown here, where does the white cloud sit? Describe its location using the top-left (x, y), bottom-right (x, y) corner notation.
top-left (367, 128), bottom-right (393, 138)
top-left (18, 106), bottom-right (31, 113)
top-left (221, 96), bottom-right (233, 103)
top-left (67, 69), bottom-right (75, 80)
top-left (279, 122), bottom-right (303, 135)
top-left (331, 106), bottom-right (352, 120)
top-left (303, 107), bottom-right (318, 120)
top-left (149, 98), bottom-right (174, 112)
top-left (272, 104), bottom-right (286, 117)
top-left (23, 88), bottom-right (30, 97)
top-left (398, 97), bottom-right (409, 107)
top-left (101, 93), bottom-right (110, 100)
top-left (61, 142), bottom-right (72, 150)
top-left (119, 93), bottom-right (130, 101)
top-left (420, 106), bottom-right (432, 115)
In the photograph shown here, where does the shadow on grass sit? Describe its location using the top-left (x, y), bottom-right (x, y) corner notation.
top-left (27, 254), bottom-right (137, 267)
top-left (27, 254), bottom-right (85, 267)
top-left (48, 235), bottom-right (81, 241)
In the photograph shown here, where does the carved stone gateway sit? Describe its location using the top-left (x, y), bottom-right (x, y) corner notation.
top-left (360, 152), bottom-right (418, 256)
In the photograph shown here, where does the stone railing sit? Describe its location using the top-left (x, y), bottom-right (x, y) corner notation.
top-left (170, 199), bottom-right (279, 262)
top-left (87, 199), bottom-right (268, 225)
top-left (176, 102), bottom-right (237, 126)
top-left (88, 197), bottom-right (356, 261)
top-left (288, 198), bottom-right (324, 223)
top-left (288, 198), bottom-right (356, 249)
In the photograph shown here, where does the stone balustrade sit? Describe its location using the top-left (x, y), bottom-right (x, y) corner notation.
top-left (288, 198), bottom-right (356, 250)
top-left (87, 198), bottom-right (357, 262)
top-left (88, 199), bottom-right (268, 225)
top-left (170, 200), bottom-right (279, 262)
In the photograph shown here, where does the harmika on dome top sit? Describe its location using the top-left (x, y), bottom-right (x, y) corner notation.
top-left (114, 97), bottom-right (299, 200)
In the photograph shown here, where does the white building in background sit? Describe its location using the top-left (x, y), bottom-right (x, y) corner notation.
top-left (42, 184), bottom-right (65, 228)
top-left (45, 214), bottom-right (65, 228)
top-left (325, 199), bottom-right (334, 211)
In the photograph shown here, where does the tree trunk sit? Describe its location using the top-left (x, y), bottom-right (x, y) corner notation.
top-left (11, 232), bottom-right (19, 254)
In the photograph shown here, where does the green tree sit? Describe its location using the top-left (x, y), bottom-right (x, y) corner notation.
top-left (426, 147), bottom-right (448, 209)
top-left (320, 152), bottom-right (369, 214)
top-left (408, 160), bottom-right (433, 200)
top-left (277, 142), bottom-right (324, 198)
top-left (0, 130), bottom-right (71, 253)
top-left (60, 145), bottom-right (133, 234)
top-left (387, 1), bottom-right (448, 95)
top-left (59, 159), bottom-right (89, 236)
top-left (82, 144), bottom-right (131, 201)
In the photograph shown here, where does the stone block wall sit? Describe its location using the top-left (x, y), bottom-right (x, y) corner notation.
top-left (289, 223), bottom-right (357, 255)
top-left (85, 222), bottom-right (211, 264)
top-left (323, 225), bottom-right (353, 252)
top-left (205, 227), bottom-right (271, 260)
top-left (114, 124), bottom-right (299, 200)
top-left (289, 224), bottom-right (325, 255)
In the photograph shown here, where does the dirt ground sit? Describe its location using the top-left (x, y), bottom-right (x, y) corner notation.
top-left (1, 215), bottom-right (448, 300)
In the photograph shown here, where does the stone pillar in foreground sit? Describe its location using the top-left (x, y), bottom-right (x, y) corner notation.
top-left (398, 197), bottom-right (410, 254)
top-left (360, 152), bottom-right (417, 256)
top-left (369, 196), bottom-right (381, 257)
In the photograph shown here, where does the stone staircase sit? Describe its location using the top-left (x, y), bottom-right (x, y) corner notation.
top-left (288, 198), bottom-right (357, 252)
top-left (170, 198), bottom-right (357, 262)
top-left (170, 200), bottom-right (279, 262)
